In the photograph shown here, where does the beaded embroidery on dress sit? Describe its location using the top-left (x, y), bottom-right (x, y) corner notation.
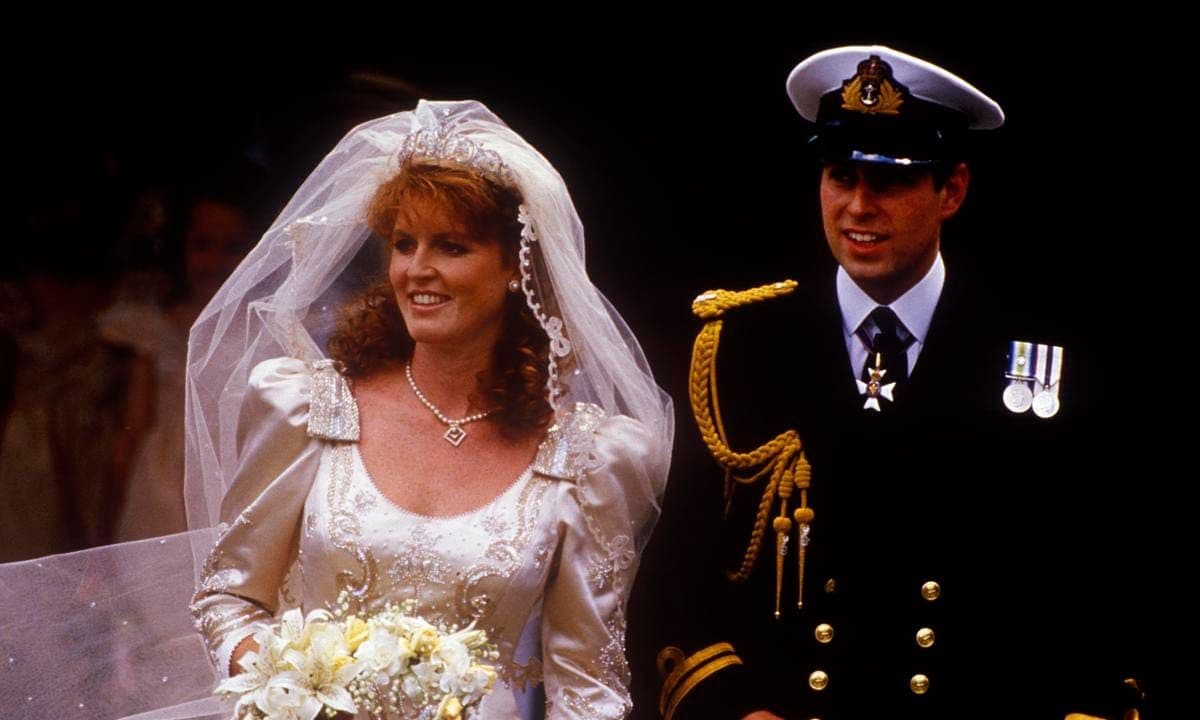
top-left (190, 357), bottom-right (656, 719)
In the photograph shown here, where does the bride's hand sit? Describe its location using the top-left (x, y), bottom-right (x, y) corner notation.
top-left (229, 635), bottom-right (258, 676)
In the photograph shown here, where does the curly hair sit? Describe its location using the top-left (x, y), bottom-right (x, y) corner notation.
top-left (327, 159), bottom-right (554, 438)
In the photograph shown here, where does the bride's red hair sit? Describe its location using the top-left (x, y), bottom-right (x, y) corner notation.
top-left (327, 159), bottom-right (555, 438)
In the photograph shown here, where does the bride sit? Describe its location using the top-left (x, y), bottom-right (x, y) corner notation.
top-left (1, 100), bottom-right (672, 720)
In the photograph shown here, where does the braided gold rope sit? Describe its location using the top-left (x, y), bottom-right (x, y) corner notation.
top-left (690, 280), bottom-right (798, 320)
top-left (688, 280), bottom-right (812, 599)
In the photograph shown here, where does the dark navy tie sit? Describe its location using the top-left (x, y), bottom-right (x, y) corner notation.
top-left (857, 306), bottom-right (914, 401)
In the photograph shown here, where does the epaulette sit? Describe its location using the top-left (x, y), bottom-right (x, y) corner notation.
top-left (690, 279), bottom-right (797, 320)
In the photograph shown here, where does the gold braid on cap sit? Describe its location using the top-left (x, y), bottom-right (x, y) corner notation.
top-left (689, 280), bottom-right (814, 619)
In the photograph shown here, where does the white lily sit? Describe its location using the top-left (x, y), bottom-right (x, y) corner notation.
top-left (216, 625), bottom-right (287, 716)
top-left (255, 671), bottom-right (323, 720)
top-left (276, 607), bottom-right (334, 651)
top-left (294, 622), bottom-right (362, 714)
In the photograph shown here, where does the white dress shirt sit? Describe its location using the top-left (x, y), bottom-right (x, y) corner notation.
top-left (836, 253), bottom-right (946, 381)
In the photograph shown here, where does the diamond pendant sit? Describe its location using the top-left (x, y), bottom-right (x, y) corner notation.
top-left (443, 424), bottom-right (467, 447)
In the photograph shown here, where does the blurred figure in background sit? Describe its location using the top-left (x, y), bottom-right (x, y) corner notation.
top-left (101, 192), bottom-right (252, 541)
top-left (0, 207), bottom-right (129, 561)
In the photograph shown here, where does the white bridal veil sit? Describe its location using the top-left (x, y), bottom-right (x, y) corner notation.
top-left (0, 100), bottom-right (673, 719)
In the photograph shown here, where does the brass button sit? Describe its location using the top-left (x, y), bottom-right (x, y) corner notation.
top-left (814, 623), bottom-right (834, 644)
top-left (915, 627), bottom-right (935, 648)
top-left (910, 674), bottom-right (930, 695)
top-left (824, 578), bottom-right (836, 593)
top-left (920, 581), bottom-right (941, 601)
top-left (808, 670), bottom-right (829, 691)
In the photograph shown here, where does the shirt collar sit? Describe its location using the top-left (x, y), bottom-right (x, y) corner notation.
top-left (836, 252), bottom-right (945, 344)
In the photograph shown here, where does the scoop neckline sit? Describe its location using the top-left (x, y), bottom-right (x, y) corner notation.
top-left (350, 443), bottom-right (538, 521)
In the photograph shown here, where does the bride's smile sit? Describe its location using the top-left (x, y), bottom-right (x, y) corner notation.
top-left (388, 195), bottom-right (515, 353)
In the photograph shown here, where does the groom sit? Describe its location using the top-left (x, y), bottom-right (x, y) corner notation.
top-left (632, 46), bottom-right (1153, 719)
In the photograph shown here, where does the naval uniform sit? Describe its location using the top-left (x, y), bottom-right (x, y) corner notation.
top-left (630, 260), bottom-right (1154, 719)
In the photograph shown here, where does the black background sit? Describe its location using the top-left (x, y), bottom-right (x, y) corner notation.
top-left (12, 25), bottom-right (1168, 386)
top-left (10, 20), bottom-right (1178, 703)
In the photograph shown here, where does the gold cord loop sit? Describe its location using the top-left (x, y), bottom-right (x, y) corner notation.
top-left (688, 280), bottom-right (813, 617)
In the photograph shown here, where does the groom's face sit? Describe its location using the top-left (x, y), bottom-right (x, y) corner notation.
top-left (819, 161), bottom-right (969, 304)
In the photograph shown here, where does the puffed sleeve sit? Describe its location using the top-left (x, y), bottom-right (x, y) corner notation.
top-left (189, 356), bottom-right (358, 679)
top-left (540, 406), bottom-right (665, 720)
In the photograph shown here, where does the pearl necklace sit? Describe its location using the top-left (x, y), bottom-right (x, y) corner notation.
top-left (405, 363), bottom-right (495, 447)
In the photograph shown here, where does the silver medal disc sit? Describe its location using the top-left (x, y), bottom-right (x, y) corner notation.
top-left (1032, 389), bottom-right (1060, 418)
top-left (1003, 381), bottom-right (1034, 413)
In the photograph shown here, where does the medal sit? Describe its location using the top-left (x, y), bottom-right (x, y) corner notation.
top-left (1003, 382), bottom-right (1034, 413)
top-left (856, 352), bottom-right (896, 412)
top-left (1031, 344), bottom-right (1064, 419)
top-left (1003, 341), bottom-right (1036, 413)
top-left (1032, 389), bottom-right (1060, 418)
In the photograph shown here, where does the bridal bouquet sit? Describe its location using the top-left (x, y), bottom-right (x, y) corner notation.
top-left (216, 594), bottom-right (499, 720)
